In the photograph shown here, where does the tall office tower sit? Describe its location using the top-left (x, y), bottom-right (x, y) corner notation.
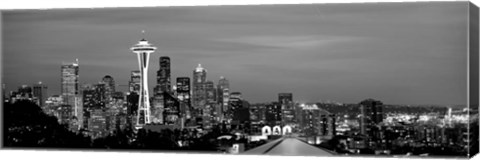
top-left (217, 77), bottom-right (230, 118)
top-left (151, 56), bottom-right (171, 124)
top-left (299, 104), bottom-right (320, 136)
top-left (82, 85), bottom-right (95, 129)
top-left (266, 102), bottom-right (282, 126)
top-left (129, 70), bottom-right (141, 94)
top-left (217, 77), bottom-right (229, 102)
top-left (150, 94), bottom-right (164, 124)
top-left (102, 75), bottom-right (116, 101)
top-left (61, 59), bottom-right (79, 108)
top-left (93, 83), bottom-right (107, 108)
top-left (228, 92), bottom-right (242, 122)
top-left (221, 88), bottom-right (230, 121)
top-left (205, 81), bottom-right (216, 103)
top-left (279, 93), bottom-right (295, 126)
top-left (131, 36), bottom-right (157, 129)
top-left (163, 92), bottom-right (180, 125)
top-left (227, 92), bottom-right (250, 131)
top-left (228, 92), bottom-right (242, 120)
top-left (202, 81), bottom-right (216, 128)
top-left (33, 82), bottom-right (48, 107)
top-left (359, 98), bottom-right (384, 144)
top-left (176, 77), bottom-right (191, 122)
top-left (249, 103), bottom-right (267, 134)
top-left (319, 113), bottom-right (336, 139)
top-left (126, 92), bottom-right (139, 128)
top-left (154, 56), bottom-right (171, 95)
top-left (192, 64), bottom-right (207, 125)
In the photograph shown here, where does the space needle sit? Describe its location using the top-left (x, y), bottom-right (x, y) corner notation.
top-left (131, 30), bottom-right (157, 129)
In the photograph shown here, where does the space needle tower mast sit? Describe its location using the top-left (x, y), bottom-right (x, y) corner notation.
top-left (131, 31), bottom-right (157, 129)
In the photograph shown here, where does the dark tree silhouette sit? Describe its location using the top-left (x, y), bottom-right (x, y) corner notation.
top-left (3, 100), bottom-right (91, 148)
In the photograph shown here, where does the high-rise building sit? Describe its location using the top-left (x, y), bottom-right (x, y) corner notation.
top-left (359, 98), bottom-right (384, 145)
top-left (150, 94), bottom-right (164, 124)
top-left (176, 77), bottom-right (191, 122)
top-left (101, 75), bottom-right (115, 101)
top-left (61, 59), bottom-right (79, 108)
top-left (217, 76), bottom-right (230, 121)
top-left (217, 76), bottom-right (229, 105)
top-left (129, 70), bottom-right (141, 94)
top-left (154, 56), bottom-right (171, 95)
top-left (93, 83), bottom-right (107, 108)
top-left (82, 85), bottom-right (96, 129)
top-left (249, 103), bottom-right (267, 134)
top-left (279, 93), bottom-right (295, 126)
top-left (88, 108), bottom-right (107, 139)
top-left (126, 92), bottom-right (139, 128)
top-left (299, 104), bottom-right (335, 138)
top-left (192, 64), bottom-right (207, 125)
top-left (33, 82), bottom-right (48, 107)
top-left (205, 81), bottom-right (216, 104)
top-left (266, 102), bottom-right (282, 126)
top-left (163, 92), bottom-right (180, 125)
top-left (131, 37), bottom-right (157, 129)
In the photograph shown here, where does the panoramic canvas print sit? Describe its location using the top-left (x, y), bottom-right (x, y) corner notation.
top-left (1, 1), bottom-right (479, 158)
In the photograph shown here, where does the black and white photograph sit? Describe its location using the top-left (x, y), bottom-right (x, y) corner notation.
top-left (1, 1), bottom-right (479, 159)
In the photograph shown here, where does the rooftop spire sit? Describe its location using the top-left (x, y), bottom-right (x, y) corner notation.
top-left (141, 30), bottom-right (146, 41)
top-left (195, 64), bottom-right (206, 72)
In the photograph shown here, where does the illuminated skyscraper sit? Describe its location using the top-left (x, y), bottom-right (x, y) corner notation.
top-left (192, 64), bottom-right (207, 125)
top-left (131, 35), bottom-right (157, 129)
top-left (278, 93), bottom-right (295, 126)
top-left (129, 70), bottom-right (141, 94)
top-left (217, 76), bottom-right (230, 121)
top-left (102, 75), bottom-right (115, 101)
top-left (176, 77), bottom-right (191, 121)
top-left (33, 81), bottom-right (48, 106)
top-left (163, 92), bottom-right (180, 125)
top-left (154, 56), bottom-right (171, 95)
top-left (359, 98), bottom-right (384, 145)
top-left (205, 81), bottom-right (216, 103)
top-left (61, 59), bottom-right (79, 108)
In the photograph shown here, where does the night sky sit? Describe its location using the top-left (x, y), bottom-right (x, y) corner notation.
top-left (2, 2), bottom-right (468, 105)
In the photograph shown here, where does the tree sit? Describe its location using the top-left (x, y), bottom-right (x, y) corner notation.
top-left (4, 100), bottom-right (91, 148)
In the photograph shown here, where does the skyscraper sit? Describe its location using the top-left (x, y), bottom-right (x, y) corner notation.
top-left (359, 98), bottom-right (384, 145)
top-left (33, 81), bottom-right (48, 107)
top-left (102, 75), bottom-right (115, 101)
top-left (266, 102), bottom-right (282, 126)
top-left (192, 64), bottom-right (207, 125)
top-left (176, 77), bottom-right (191, 122)
top-left (217, 76), bottom-right (230, 121)
top-left (129, 70), bottom-right (141, 94)
top-left (131, 37), bottom-right (157, 129)
top-left (205, 81), bottom-right (216, 104)
top-left (279, 93), bottom-right (295, 126)
top-left (163, 92), bottom-right (180, 125)
top-left (82, 85), bottom-right (95, 129)
top-left (61, 59), bottom-right (79, 108)
top-left (155, 56), bottom-right (171, 95)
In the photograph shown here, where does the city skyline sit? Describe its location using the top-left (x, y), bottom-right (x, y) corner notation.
top-left (2, 2), bottom-right (468, 105)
